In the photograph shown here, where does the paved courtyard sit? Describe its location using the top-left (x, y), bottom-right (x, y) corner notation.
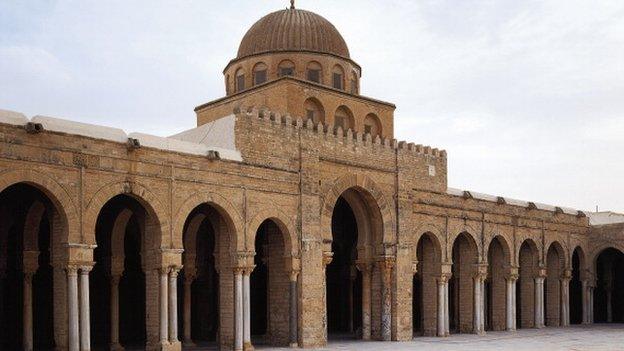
top-left (250, 325), bottom-right (624, 350)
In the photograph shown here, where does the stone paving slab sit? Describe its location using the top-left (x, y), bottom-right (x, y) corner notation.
top-left (251, 325), bottom-right (624, 351)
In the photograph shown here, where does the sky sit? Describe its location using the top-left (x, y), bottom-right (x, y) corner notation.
top-left (1, 0), bottom-right (623, 213)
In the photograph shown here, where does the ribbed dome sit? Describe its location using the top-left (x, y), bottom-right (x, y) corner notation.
top-left (237, 8), bottom-right (350, 60)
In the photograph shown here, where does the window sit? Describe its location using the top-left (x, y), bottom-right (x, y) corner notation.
top-left (364, 124), bottom-right (372, 134)
top-left (304, 98), bottom-right (325, 124)
top-left (334, 106), bottom-right (354, 132)
top-left (236, 74), bottom-right (245, 92)
top-left (278, 60), bottom-right (296, 77)
top-left (333, 73), bottom-right (343, 90)
top-left (332, 65), bottom-right (345, 90)
top-left (306, 109), bottom-right (315, 122)
top-left (307, 62), bottom-right (322, 83)
top-left (364, 113), bottom-right (382, 137)
top-left (253, 62), bottom-right (268, 86)
top-left (335, 116), bottom-right (345, 130)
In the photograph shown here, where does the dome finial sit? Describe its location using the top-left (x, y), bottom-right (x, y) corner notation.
top-left (290, 0), bottom-right (295, 10)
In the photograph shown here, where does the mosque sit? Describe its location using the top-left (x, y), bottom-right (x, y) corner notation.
top-left (1, 2), bottom-right (623, 351)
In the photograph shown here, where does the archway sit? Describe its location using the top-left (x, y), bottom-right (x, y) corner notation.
top-left (486, 236), bottom-right (510, 331)
top-left (594, 248), bottom-right (624, 323)
top-left (545, 242), bottom-right (565, 326)
top-left (326, 187), bottom-right (383, 340)
top-left (250, 219), bottom-right (289, 346)
top-left (517, 240), bottom-right (539, 328)
top-left (90, 194), bottom-right (162, 349)
top-left (0, 184), bottom-right (59, 350)
top-left (413, 233), bottom-right (441, 336)
top-left (449, 233), bottom-right (478, 333)
top-left (570, 247), bottom-right (585, 324)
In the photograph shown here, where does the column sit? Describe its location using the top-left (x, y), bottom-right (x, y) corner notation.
top-left (182, 272), bottom-right (195, 347)
top-left (159, 268), bottom-right (169, 345)
top-left (357, 263), bottom-right (372, 340)
top-left (444, 280), bottom-right (450, 336)
top-left (23, 271), bottom-right (34, 351)
top-left (473, 273), bottom-right (485, 335)
top-left (380, 258), bottom-right (394, 341)
top-left (67, 266), bottom-right (80, 351)
top-left (589, 285), bottom-right (594, 323)
top-left (289, 270), bottom-right (299, 348)
top-left (348, 266), bottom-right (355, 333)
top-left (169, 268), bottom-right (179, 344)
top-left (80, 266), bottom-right (93, 351)
top-left (234, 268), bottom-right (244, 351)
top-left (560, 276), bottom-right (570, 327)
top-left (243, 267), bottom-right (253, 351)
top-left (437, 276), bottom-right (446, 337)
top-left (606, 287), bottom-right (613, 323)
top-left (506, 275), bottom-right (517, 331)
top-left (534, 275), bottom-right (545, 328)
top-left (110, 275), bottom-right (122, 350)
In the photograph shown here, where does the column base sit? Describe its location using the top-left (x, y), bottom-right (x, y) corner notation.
top-left (243, 341), bottom-right (254, 351)
top-left (290, 342), bottom-right (299, 348)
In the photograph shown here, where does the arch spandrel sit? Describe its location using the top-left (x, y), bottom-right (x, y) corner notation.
top-left (84, 181), bottom-right (169, 249)
top-left (320, 174), bottom-right (395, 252)
top-left (247, 208), bottom-right (298, 258)
top-left (0, 168), bottom-right (79, 245)
top-left (173, 191), bottom-right (244, 253)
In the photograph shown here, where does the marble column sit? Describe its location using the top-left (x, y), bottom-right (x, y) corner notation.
top-left (234, 268), bottom-right (244, 351)
top-left (79, 266), bottom-right (93, 351)
top-left (581, 280), bottom-right (588, 324)
top-left (473, 273), bottom-right (485, 335)
top-left (357, 263), bottom-right (372, 340)
top-left (437, 276), bottom-right (446, 337)
top-left (534, 275), bottom-right (545, 328)
top-left (159, 268), bottom-right (169, 345)
top-left (560, 277), bottom-right (570, 327)
top-left (506, 275), bottom-right (517, 331)
top-left (110, 275), bottom-right (122, 350)
top-left (589, 286), bottom-right (594, 323)
top-left (243, 267), bottom-right (253, 351)
top-left (444, 279), bottom-right (450, 336)
top-left (23, 271), bottom-right (34, 351)
top-left (182, 272), bottom-right (195, 347)
top-left (169, 268), bottom-right (179, 344)
top-left (380, 258), bottom-right (394, 341)
top-left (289, 270), bottom-right (299, 348)
top-left (348, 266), bottom-right (355, 333)
top-left (67, 266), bottom-right (80, 351)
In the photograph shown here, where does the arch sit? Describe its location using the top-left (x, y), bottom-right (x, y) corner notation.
top-left (84, 181), bottom-right (169, 249)
top-left (331, 64), bottom-right (345, 90)
top-left (449, 232), bottom-right (479, 333)
top-left (303, 97), bottom-right (325, 125)
top-left (247, 208), bottom-right (297, 258)
top-left (173, 191), bottom-right (244, 252)
top-left (447, 228), bottom-right (482, 261)
top-left (320, 174), bottom-right (395, 251)
top-left (252, 62), bottom-right (268, 86)
top-left (363, 113), bottom-right (382, 138)
top-left (517, 239), bottom-right (540, 328)
top-left (570, 246), bottom-right (586, 324)
top-left (546, 240), bottom-right (567, 268)
top-left (485, 235), bottom-right (512, 331)
top-left (278, 59), bottom-right (295, 77)
top-left (594, 247), bottom-right (624, 323)
top-left (235, 67), bottom-right (246, 92)
top-left (515, 237), bottom-right (540, 266)
top-left (23, 201), bottom-right (46, 252)
top-left (0, 168), bottom-right (78, 244)
top-left (334, 105), bottom-right (355, 132)
top-left (306, 61), bottom-right (322, 83)
top-left (485, 235), bottom-right (512, 267)
top-left (414, 231), bottom-right (442, 336)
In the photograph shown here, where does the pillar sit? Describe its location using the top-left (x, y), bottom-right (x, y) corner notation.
top-left (560, 275), bottom-right (570, 327)
top-left (348, 266), bottom-right (355, 333)
top-left (589, 285), bottom-right (595, 323)
top-left (67, 266), bottom-right (80, 351)
top-left (169, 268), bottom-right (179, 344)
top-left (182, 272), bottom-right (195, 347)
top-left (380, 257), bottom-right (394, 341)
top-left (506, 275), bottom-right (517, 331)
top-left (356, 262), bottom-right (372, 341)
top-left (289, 270), bottom-right (299, 348)
top-left (534, 273), bottom-right (545, 328)
top-left (110, 275), bottom-right (122, 350)
top-left (159, 268), bottom-right (169, 345)
top-left (437, 276), bottom-right (446, 337)
top-left (23, 271), bottom-right (34, 351)
top-left (473, 272), bottom-right (485, 335)
top-left (243, 267), bottom-right (253, 351)
top-left (581, 280), bottom-right (589, 324)
top-left (444, 279), bottom-right (450, 336)
top-left (80, 266), bottom-right (93, 351)
top-left (234, 268), bottom-right (244, 351)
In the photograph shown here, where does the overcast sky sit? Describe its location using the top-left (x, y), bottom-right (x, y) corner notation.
top-left (1, 0), bottom-right (623, 213)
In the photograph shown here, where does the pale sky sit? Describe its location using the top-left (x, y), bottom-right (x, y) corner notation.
top-left (1, 0), bottom-right (623, 213)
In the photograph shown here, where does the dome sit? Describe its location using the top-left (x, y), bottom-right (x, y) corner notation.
top-left (237, 8), bottom-right (350, 60)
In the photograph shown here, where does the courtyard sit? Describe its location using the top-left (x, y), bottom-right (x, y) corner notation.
top-left (247, 325), bottom-right (624, 351)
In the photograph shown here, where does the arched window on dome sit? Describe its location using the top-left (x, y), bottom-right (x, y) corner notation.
top-left (225, 74), bottom-right (231, 95)
top-left (364, 113), bottom-right (382, 137)
top-left (235, 68), bottom-right (246, 93)
top-left (253, 62), bottom-right (268, 86)
top-left (334, 106), bottom-right (354, 133)
top-left (278, 60), bottom-right (295, 77)
top-left (307, 61), bottom-right (322, 84)
top-left (350, 72), bottom-right (359, 94)
top-left (332, 65), bottom-right (345, 90)
top-left (304, 98), bottom-right (325, 125)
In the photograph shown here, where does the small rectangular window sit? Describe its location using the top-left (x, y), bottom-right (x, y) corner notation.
top-left (364, 125), bottom-right (372, 134)
top-left (254, 70), bottom-right (267, 85)
top-left (333, 73), bottom-right (343, 90)
top-left (236, 75), bottom-right (245, 92)
top-left (307, 69), bottom-right (321, 83)
top-left (280, 67), bottom-right (294, 76)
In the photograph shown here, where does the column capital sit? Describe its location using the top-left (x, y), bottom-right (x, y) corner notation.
top-left (66, 265), bottom-right (79, 276)
top-left (159, 266), bottom-right (171, 275)
top-left (536, 267), bottom-right (547, 278)
top-left (243, 265), bottom-right (255, 276)
top-left (170, 267), bottom-right (181, 279)
top-left (561, 269), bottom-right (572, 280)
top-left (506, 273), bottom-right (519, 282)
top-left (437, 273), bottom-right (452, 284)
top-left (473, 271), bottom-right (487, 282)
top-left (322, 251), bottom-right (334, 267)
top-left (411, 260), bottom-right (419, 274)
top-left (79, 265), bottom-right (94, 274)
top-left (378, 255), bottom-right (396, 270)
top-left (110, 274), bottom-right (121, 285)
top-left (233, 266), bottom-right (245, 276)
top-left (290, 269), bottom-right (301, 282)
